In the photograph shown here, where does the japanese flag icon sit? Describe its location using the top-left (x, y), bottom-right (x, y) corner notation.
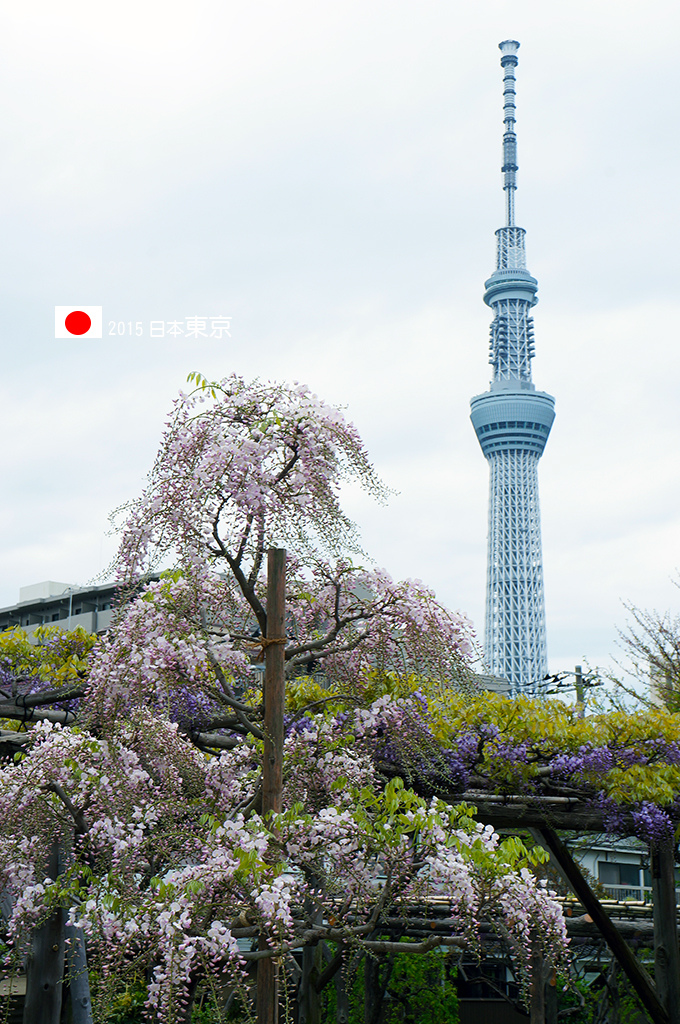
top-left (55, 306), bottom-right (103, 338)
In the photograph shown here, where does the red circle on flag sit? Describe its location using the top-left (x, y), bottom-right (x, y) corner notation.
top-left (64, 310), bottom-right (92, 335)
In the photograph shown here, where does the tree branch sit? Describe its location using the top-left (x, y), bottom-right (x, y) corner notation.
top-left (22, 685), bottom-right (87, 708)
top-left (188, 732), bottom-right (242, 751)
top-left (0, 704), bottom-right (77, 726)
top-left (42, 782), bottom-right (89, 836)
top-left (204, 649), bottom-right (264, 740)
top-left (239, 931), bottom-right (465, 962)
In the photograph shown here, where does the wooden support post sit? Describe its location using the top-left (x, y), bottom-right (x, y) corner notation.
top-left (299, 944), bottom-right (321, 1024)
top-left (545, 969), bottom-right (558, 1024)
top-left (261, 547), bottom-right (286, 819)
top-left (652, 839), bottom-right (680, 1024)
top-left (529, 939), bottom-right (545, 1024)
top-left (535, 826), bottom-right (669, 1024)
top-left (607, 960), bottom-right (621, 1024)
top-left (257, 548), bottom-right (286, 1024)
top-left (574, 664), bottom-right (585, 719)
top-left (336, 959), bottom-right (349, 1024)
top-left (257, 947), bottom-right (279, 1024)
top-left (23, 843), bottom-right (64, 1024)
top-left (364, 954), bottom-right (380, 1024)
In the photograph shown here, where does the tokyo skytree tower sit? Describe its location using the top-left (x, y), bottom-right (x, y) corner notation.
top-left (470, 40), bottom-right (555, 696)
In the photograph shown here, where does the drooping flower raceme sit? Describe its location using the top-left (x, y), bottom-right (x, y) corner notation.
top-left (109, 375), bottom-right (476, 696)
top-left (113, 374), bottom-right (387, 585)
top-left (0, 698), bottom-right (568, 1020)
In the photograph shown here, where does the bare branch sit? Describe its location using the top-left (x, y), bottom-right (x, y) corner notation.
top-left (42, 782), bottom-right (89, 836)
top-left (0, 704), bottom-right (77, 726)
top-left (188, 732), bottom-right (242, 751)
top-left (22, 685), bottom-right (87, 708)
top-left (203, 649), bottom-right (264, 741)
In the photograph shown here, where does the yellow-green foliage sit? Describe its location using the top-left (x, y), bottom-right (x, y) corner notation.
top-left (426, 689), bottom-right (680, 807)
top-left (286, 670), bottom-right (680, 809)
top-left (285, 670), bottom-right (428, 714)
top-left (426, 688), bottom-right (679, 751)
top-left (0, 625), bottom-right (96, 690)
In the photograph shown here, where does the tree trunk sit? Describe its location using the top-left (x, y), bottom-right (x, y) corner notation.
top-left (257, 548), bottom-right (286, 1024)
top-left (363, 951), bottom-right (394, 1024)
top-left (23, 843), bottom-right (64, 1024)
top-left (64, 924), bottom-right (93, 1024)
top-left (652, 839), bottom-right (680, 1024)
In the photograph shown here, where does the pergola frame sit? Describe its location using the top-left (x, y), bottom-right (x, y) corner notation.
top-left (433, 789), bottom-right (680, 1024)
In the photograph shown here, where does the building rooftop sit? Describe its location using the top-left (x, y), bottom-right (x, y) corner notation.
top-left (0, 580), bottom-right (120, 636)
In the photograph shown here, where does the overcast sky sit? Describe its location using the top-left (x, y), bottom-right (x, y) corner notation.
top-left (0, 0), bottom-right (678, 683)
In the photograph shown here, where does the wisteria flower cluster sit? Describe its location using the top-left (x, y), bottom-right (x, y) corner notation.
top-left (113, 373), bottom-right (387, 585)
top-left (107, 375), bottom-right (475, 695)
top-left (86, 572), bottom-right (250, 727)
top-left (0, 697), bottom-right (569, 1020)
top-left (362, 687), bottom-right (680, 842)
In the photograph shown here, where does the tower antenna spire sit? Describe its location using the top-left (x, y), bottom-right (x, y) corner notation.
top-left (499, 39), bottom-right (520, 227)
top-left (469, 40), bottom-right (555, 697)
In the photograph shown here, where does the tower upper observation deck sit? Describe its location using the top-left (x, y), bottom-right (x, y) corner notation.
top-left (471, 39), bottom-right (554, 444)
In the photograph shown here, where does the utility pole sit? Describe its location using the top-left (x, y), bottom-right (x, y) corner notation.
top-left (257, 548), bottom-right (287, 1024)
top-left (574, 664), bottom-right (583, 703)
top-left (574, 664), bottom-right (585, 719)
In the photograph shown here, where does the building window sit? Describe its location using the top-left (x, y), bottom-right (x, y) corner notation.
top-left (598, 862), bottom-right (640, 887)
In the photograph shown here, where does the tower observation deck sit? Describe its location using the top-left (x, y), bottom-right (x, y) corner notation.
top-left (470, 40), bottom-right (555, 696)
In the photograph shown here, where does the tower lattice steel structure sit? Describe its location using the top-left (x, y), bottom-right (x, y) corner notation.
top-left (470, 40), bottom-right (555, 696)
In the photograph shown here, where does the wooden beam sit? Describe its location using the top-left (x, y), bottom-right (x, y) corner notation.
top-left (436, 792), bottom-right (624, 832)
top-left (535, 826), bottom-right (669, 1024)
